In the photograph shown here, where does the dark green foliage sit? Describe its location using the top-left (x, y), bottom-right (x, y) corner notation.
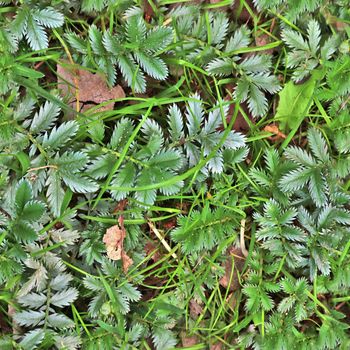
top-left (1, 1), bottom-right (350, 349)
top-left (66, 13), bottom-right (173, 92)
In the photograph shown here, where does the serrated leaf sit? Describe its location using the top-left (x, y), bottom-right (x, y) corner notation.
top-left (206, 58), bottom-right (233, 76)
top-left (26, 14), bottom-right (48, 50)
top-left (126, 15), bottom-right (146, 44)
top-left (50, 273), bottom-right (73, 291)
top-left (18, 292), bottom-right (46, 308)
top-left (87, 154), bottom-right (115, 180)
top-left (167, 104), bottom-right (184, 140)
top-left (30, 100), bottom-right (61, 134)
top-left (281, 28), bottom-right (309, 51)
top-left (117, 54), bottom-right (146, 93)
top-left (152, 328), bottom-right (178, 350)
top-left (225, 26), bottom-right (250, 52)
top-left (61, 172), bottom-right (98, 193)
top-left (186, 93), bottom-right (203, 136)
top-left (134, 170), bottom-right (157, 205)
top-left (33, 7), bottom-right (64, 28)
top-left (11, 8), bottom-right (28, 40)
top-left (142, 27), bottom-right (173, 52)
top-left (14, 310), bottom-right (45, 327)
top-left (42, 120), bottom-right (79, 150)
top-left (134, 52), bottom-right (168, 80)
top-left (65, 32), bottom-right (87, 54)
top-left (47, 169), bottom-right (65, 217)
top-left (16, 179), bottom-right (32, 211)
top-left (51, 288), bottom-right (79, 308)
top-left (12, 221), bottom-right (37, 242)
top-left (110, 162), bottom-right (136, 201)
top-left (89, 25), bottom-right (104, 55)
top-left (21, 200), bottom-right (45, 221)
top-left (146, 150), bottom-right (183, 170)
top-left (20, 329), bottom-right (45, 350)
top-left (119, 282), bottom-right (141, 302)
top-left (48, 313), bottom-right (75, 329)
top-left (307, 19), bottom-right (321, 55)
top-left (247, 83), bottom-right (267, 117)
top-left (307, 128), bottom-right (329, 163)
top-left (109, 118), bottom-right (134, 150)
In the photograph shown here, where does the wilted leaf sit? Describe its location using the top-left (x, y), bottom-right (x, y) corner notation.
top-left (103, 217), bottom-right (133, 272)
top-left (219, 246), bottom-right (245, 291)
top-left (263, 124), bottom-right (286, 142)
top-left (57, 61), bottom-right (125, 114)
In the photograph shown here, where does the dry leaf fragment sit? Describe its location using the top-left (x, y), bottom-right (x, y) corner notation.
top-left (103, 219), bottom-right (133, 272)
top-left (263, 124), bottom-right (286, 142)
top-left (57, 61), bottom-right (125, 114)
top-left (219, 246), bottom-right (246, 291)
top-left (181, 333), bottom-right (199, 347)
top-left (189, 299), bottom-right (203, 318)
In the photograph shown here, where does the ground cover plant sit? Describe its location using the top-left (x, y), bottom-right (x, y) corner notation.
top-left (0, 0), bottom-right (350, 349)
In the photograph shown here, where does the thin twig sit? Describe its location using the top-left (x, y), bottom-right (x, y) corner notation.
top-left (148, 221), bottom-right (178, 260)
top-left (240, 218), bottom-right (248, 257)
top-left (27, 165), bottom-right (58, 172)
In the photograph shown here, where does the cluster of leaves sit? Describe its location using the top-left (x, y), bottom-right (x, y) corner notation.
top-left (1, 0), bottom-right (350, 349)
top-left (242, 128), bottom-right (350, 348)
top-left (66, 12), bottom-right (173, 92)
top-left (171, 8), bottom-right (281, 117)
top-left (88, 94), bottom-right (247, 206)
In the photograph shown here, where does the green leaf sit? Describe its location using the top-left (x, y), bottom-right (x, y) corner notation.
top-left (281, 28), bottom-right (309, 51)
top-left (61, 172), bottom-right (98, 193)
top-left (14, 311), bottom-right (45, 327)
top-left (167, 104), bottom-right (184, 141)
top-left (109, 118), bottom-right (134, 150)
top-left (12, 221), bottom-right (37, 242)
top-left (134, 170), bottom-right (157, 205)
top-left (206, 58), bottom-right (233, 76)
top-left (25, 14), bottom-right (48, 50)
top-left (117, 54), bottom-right (146, 93)
top-left (51, 288), bottom-right (79, 308)
top-left (47, 313), bottom-right (74, 329)
top-left (126, 15), bottom-right (146, 45)
top-left (307, 19), bottom-right (321, 55)
top-left (134, 52), bottom-right (168, 80)
top-left (89, 25), bottom-right (105, 55)
top-left (275, 76), bottom-right (316, 131)
top-left (42, 120), bottom-right (79, 150)
top-left (33, 7), bottom-right (64, 29)
top-left (225, 26), bottom-right (251, 52)
top-left (65, 32), bottom-right (87, 54)
top-left (307, 128), bottom-right (329, 163)
top-left (30, 100), bottom-right (61, 134)
top-left (186, 93), bottom-right (203, 136)
top-left (110, 163), bottom-right (136, 201)
top-left (142, 27), bottom-right (173, 52)
top-left (11, 8), bottom-right (28, 40)
top-left (20, 329), bottom-right (45, 350)
top-left (21, 200), bottom-right (45, 221)
top-left (16, 179), bottom-right (33, 211)
top-left (46, 169), bottom-right (65, 217)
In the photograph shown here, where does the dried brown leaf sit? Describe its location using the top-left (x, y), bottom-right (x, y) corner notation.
top-left (181, 333), bottom-right (199, 347)
top-left (57, 61), bottom-right (125, 114)
top-left (103, 221), bottom-right (133, 272)
top-left (264, 124), bottom-right (286, 142)
top-left (190, 299), bottom-right (203, 318)
top-left (219, 246), bottom-right (246, 291)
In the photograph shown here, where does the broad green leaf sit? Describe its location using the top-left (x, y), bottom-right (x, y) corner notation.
top-left (15, 179), bottom-right (32, 211)
top-left (21, 200), bottom-right (45, 221)
top-left (275, 74), bottom-right (317, 131)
